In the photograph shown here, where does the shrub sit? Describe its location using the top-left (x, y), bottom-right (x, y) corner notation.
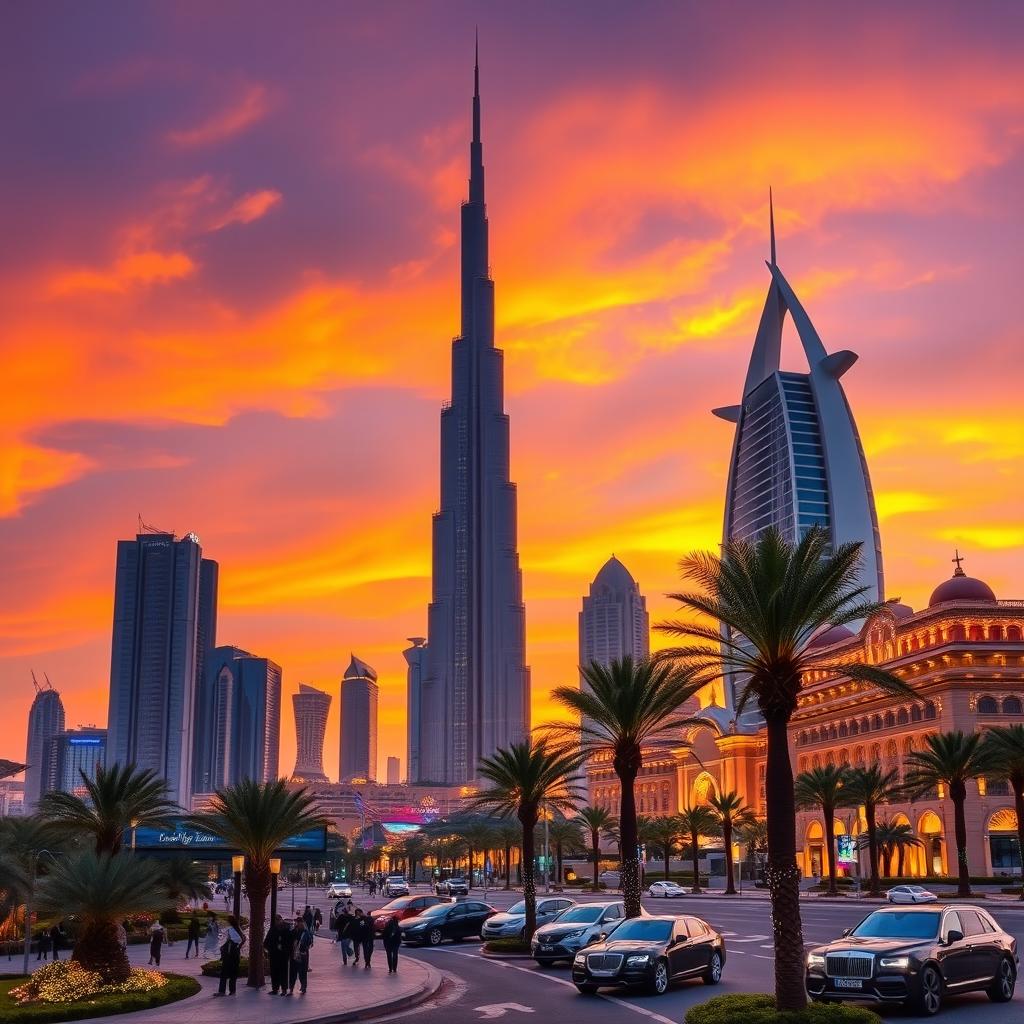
top-left (9, 961), bottom-right (167, 1005)
top-left (483, 939), bottom-right (530, 954)
top-left (686, 994), bottom-right (881, 1024)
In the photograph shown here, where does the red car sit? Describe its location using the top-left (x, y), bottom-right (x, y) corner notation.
top-left (372, 895), bottom-right (450, 934)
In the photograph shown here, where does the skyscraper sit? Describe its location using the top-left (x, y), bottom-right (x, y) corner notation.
top-left (24, 675), bottom-right (65, 810)
top-left (292, 684), bottom-right (331, 783)
top-left (193, 646), bottom-right (281, 792)
top-left (419, 48), bottom-right (530, 784)
top-left (579, 557), bottom-right (650, 673)
top-left (106, 529), bottom-right (217, 806)
top-left (714, 196), bottom-right (883, 712)
top-left (386, 756), bottom-right (401, 786)
top-left (340, 655), bottom-right (378, 783)
top-left (403, 637), bottom-right (426, 783)
top-left (53, 727), bottom-right (107, 797)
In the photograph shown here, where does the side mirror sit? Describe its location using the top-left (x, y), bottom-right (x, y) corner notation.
top-left (945, 929), bottom-right (964, 945)
top-left (841, 928), bottom-right (851, 937)
top-left (595, 933), bottom-right (606, 943)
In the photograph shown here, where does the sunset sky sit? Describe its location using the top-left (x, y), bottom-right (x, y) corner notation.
top-left (3, 2), bottom-right (1023, 783)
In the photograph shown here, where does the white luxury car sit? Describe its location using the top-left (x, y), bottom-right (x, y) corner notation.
top-left (327, 881), bottom-right (353, 898)
top-left (886, 884), bottom-right (937, 904)
top-left (648, 881), bottom-right (691, 898)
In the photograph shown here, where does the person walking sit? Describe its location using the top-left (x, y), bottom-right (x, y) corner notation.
top-left (185, 913), bottom-right (201, 959)
top-left (335, 904), bottom-right (354, 965)
top-left (148, 921), bottom-right (165, 967)
top-left (35, 928), bottom-right (50, 961)
top-left (50, 923), bottom-right (64, 961)
top-left (202, 911), bottom-right (220, 959)
top-left (381, 916), bottom-right (401, 974)
top-left (352, 908), bottom-right (374, 969)
top-left (264, 914), bottom-right (291, 996)
top-left (303, 905), bottom-right (314, 929)
top-left (288, 914), bottom-right (314, 995)
top-left (312, 907), bottom-right (322, 933)
top-left (214, 915), bottom-right (245, 996)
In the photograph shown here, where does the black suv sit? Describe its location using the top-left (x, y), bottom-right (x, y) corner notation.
top-left (806, 905), bottom-right (1018, 1016)
top-left (572, 915), bottom-right (725, 996)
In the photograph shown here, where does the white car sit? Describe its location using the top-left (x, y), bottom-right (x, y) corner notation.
top-left (327, 881), bottom-right (353, 898)
top-left (886, 884), bottom-right (937, 904)
top-left (648, 881), bottom-right (691, 898)
top-left (384, 876), bottom-right (410, 897)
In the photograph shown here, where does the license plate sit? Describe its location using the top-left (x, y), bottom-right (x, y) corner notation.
top-left (540, 945), bottom-right (553, 952)
top-left (835, 978), bottom-right (862, 989)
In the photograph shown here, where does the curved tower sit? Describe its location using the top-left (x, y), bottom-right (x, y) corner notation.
top-left (418, 46), bottom-right (529, 784)
top-left (340, 654), bottom-right (378, 783)
top-left (291, 683), bottom-right (330, 783)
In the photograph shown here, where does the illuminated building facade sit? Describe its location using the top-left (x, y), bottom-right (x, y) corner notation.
top-left (340, 654), bottom-right (378, 783)
top-left (54, 727), bottom-right (107, 797)
top-left (291, 683), bottom-right (331, 783)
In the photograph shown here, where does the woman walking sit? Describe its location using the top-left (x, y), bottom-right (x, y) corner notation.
top-left (353, 908), bottom-right (374, 969)
top-left (148, 921), bottom-right (165, 967)
top-left (288, 914), bottom-right (314, 995)
top-left (203, 911), bottom-right (221, 959)
top-left (214, 915), bottom-right (245, 996)
top-left (382, 916), bottom-right (402, 974)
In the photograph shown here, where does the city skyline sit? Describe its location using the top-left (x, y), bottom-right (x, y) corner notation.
top-left (3, 3), bottom-right (1024, 781)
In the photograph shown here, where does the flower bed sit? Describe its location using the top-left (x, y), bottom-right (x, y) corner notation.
top-left (686, 995), bottom-right (881, 1024)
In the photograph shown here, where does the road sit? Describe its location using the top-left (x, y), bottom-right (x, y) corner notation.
top-left (275, 885), bottom-right (1024, 1023)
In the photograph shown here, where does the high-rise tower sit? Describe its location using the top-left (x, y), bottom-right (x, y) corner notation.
top-left (714, 195), bottom-right (883, 712)
top-left (24, 675), bottom-right (65, 810)
top-left (402, 637), bottom-right (426, 783)
top-left (339, 654), bottom-right (378, 783)
top-left (291, 684), bottom-right (330, 783)
top-left (579, 557), bottom-right (650, 673)
top-left (418, 47), bottom-right (530, 784)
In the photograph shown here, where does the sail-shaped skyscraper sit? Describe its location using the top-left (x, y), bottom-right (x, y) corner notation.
top-left (416, 49), bottom-right (529, 784)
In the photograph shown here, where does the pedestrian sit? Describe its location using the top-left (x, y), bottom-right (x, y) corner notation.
top-left (381, 916), bottom-right (402, 974)
top-left (335, 904), bottom-right (354, 965)
top-left (349, 909), bottom-right (365, 966)
top-left (214, 915), bottom-right (245, 996)
top-left (50, 923), bottom-right (64, 960)
top-left (35, 929), bottom-right (50, 961)
top-left (288, 913), bottom-right (314, 995)
top-left (352, 908), bottom-right (374, 969)
top-left (148, 921), bottom-right (165, 967)
top-left (202, 911), bottom-right (220, 959)
top-left (303, 905), bottom-right (314, 930)
top-left (264, 914), bottom-right (291, 995)
top-left (116, 921), bottom-right (128, 953)
top-left (185, 912), bottom-right (201, 959)
top-left (313, 906), bottom-right (322, 932)
top-left (368, 877), bottom-right (377, 897)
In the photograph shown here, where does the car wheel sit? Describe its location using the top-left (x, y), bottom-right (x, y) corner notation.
top-left (908, 964), bottom-right (943, 1016)
top-left (428, 928), bottom-right (444, 946)
top-left (987, 957), bottom-right (1016, 1003)
top-left (649, 960), bottom-right (670, 996)
top-left (703, 951), bottom-right (723, 986)
top-left (576, 984), bottom-right (599, 995)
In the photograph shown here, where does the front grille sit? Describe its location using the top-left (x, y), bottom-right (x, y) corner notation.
top-left (826, 953), bottom-right (873, 979)
top-left (587, 953), bottom-right (624, 972)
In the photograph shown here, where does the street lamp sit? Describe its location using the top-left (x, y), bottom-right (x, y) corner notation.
top-left (231, 855), bottom-right (245, 920)
top-left (269, 858), bottom-right (281, 924)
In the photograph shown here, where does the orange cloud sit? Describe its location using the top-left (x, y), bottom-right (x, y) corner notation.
top-left (165, 83), bottom-right (271, 148)
top-left (49, 249), bottom-right (195, 295)
top-left (211, 189), bottom-right (282, 229)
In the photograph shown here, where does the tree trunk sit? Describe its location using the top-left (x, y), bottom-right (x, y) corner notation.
top-left (1014, 782), bottom-right (1024, 900)
top-left (951, 784), bottom-right (971, 897)
top-left (764, 711), bottom-right (806, 1012)
top-left (724, 818), bottom-right (736, 895)
top-left (664, 846), bottom-right (670, 881)
top-left (897, 845), bottom-right (905, 878)
top-left (615, 751), bottom-right (641, 918)
top-left (244, 861), bottom-right (270, 988)
top-left (73, 918), bottom-right (131, 984)
top-left (520, 809), bottom-right (538, 940)
top-left (556, 841), bottom-right (563, 886)
top-left (591, 830), bottom-right (600, 889)
top-left (690, 833), bottom-right (701, 895)
top-left (823, 803), bottom-right (838, 896)
top-left (865, 801), bottom-right (880, 896)
top-left (504, 843), bottom-right (512, 889)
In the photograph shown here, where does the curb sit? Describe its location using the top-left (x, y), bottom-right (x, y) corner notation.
top-left (480, 950), bottom-right (534, 961)
top-left (298, 961), bottom-right (445, 1024)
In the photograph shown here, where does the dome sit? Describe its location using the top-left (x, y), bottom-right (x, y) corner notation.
top-left (593, 555), bottom-right (637, 592)
top-left (808, 624), bottom-right (856, 649)
top-left (929, 573), bottom-right (996, 607)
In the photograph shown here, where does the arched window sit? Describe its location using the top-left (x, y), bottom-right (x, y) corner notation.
top-left (911, 635), bottom-right (921, 651)
top-left (1003, 696), bottom-right (1023, 715)
top-left (949, 624), bottom-right (967, 642)
top-left (968, 624), bottom-right (984, 642)
top-left (860, 717), bottom-right (870, 733)
top-left (978, 695), bottom-right (999, 715)
top-left (1007, 626), bottom-right (1022, 642)
top-left (911, 705), bottom-right (922, 723)
top-left (923, 701), bottom-right (937, 720)
top-left (812, 754), bottom-right (822, 769)
top-left (829, 725), bottom-right (839, 740)
top-left (839, 723), bottom-right (848, 738)
top-left (873, 715), bottom-right (884, 730)
top-left (885, 739), bottom-right (898, 760)
top-left (850, 720), bottom-right (860, 736)
top-left (854, 746), bottom-right (865, 765)
top-left (884, 711), bottom-right (896, 728)
top-left (988, 625), bottom-right (1004, 642)
top-left (826, 751), bottom-right (836, 766)
top-left (870, 743), bottom-right (882, 763)
top-left (839, 749), bottom-right (850, 766)
top-left (897, 708), bottom-right (909, 726)
top-left (902, 737), bottom-right (915, 755)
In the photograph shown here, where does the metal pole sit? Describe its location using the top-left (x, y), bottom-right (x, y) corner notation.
top-left (544, 806), bottom-right (550, 893)
top-left (291, 871), bottom-right (295, 915)
top-left (232, 870), bottom-right (242, 920)
top-left (305, 861), bottom-right (309, 906)
top-left (270, 876), bottom-right (278, 924)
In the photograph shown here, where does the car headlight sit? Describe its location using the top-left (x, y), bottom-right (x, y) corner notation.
top-left (562, 928), bottom-right (585, 939)
top-left (626, 954), bottom-right (651, 965)
top-left (574, 954), bottom-right (586, 965)
top-left (807, 954), bottom-right (826, 968)
top-left (879, 956), bottom-right (910, 970)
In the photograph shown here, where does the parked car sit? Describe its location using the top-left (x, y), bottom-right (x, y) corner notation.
top-left (372, 894), bottom-right (449, 933)
top-left (648, 881), bottom-right (691, 898)
top-left (481, 897), bottom-right (576, 940)
top-left (400, 899), bottom-right (496, 945)
top-left (384, 876), bottom-right (410, 897)
top-left (572, 915), bottom-right (725, 995)
top-left (327, 881), bottom-right (353, 898)
top-left (531, 901), bottom-right (639, 965)
top-left (435, 875), bottom-right (470, 897)
top-left (598, 870), bottom-right (621, 889)
top-left (886, 884), bottom-right (937, 904)
top-left (806, 905), bottom-right (1018, 1015)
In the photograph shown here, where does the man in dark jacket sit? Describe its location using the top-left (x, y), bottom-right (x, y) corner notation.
top-left (351, 909), bottom-right (374, 969)
top-left (185, 913), bottom-right (201, 959)
top-left (335, 906), bottom-right (354, 965)
top-left (289, 914), bottom-right (314, 995)
top-left (264, 915), bottom-right (291, 995)
top-left (381, 916), bottom-right (402, 973)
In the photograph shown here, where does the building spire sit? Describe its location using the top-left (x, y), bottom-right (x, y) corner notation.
top-left (769, 187), bottom-right (777, 266)
top-left (469, 32), bottom-right (484, 205)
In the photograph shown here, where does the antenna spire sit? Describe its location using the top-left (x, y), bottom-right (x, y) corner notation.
top-left (469, 31), bottom-right (484, 204)
top-left (769, 187), bottom-right (777, 266)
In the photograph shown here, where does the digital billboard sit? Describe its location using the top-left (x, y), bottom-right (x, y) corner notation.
top-left (134, 820), bottom-right (326, 853)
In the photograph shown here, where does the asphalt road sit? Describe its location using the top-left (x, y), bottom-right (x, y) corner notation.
top-left (273, 885), bottom-right (1024, 1023)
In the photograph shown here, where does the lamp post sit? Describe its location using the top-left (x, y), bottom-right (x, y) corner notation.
top-left (231, 855), bottom-right (244, 921)
top-left (543, 804), bottom-right (550, 893)
top-left (269, 858), bottom-right (281, 924)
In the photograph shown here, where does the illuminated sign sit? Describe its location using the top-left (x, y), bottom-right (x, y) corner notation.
top-left (134, 820), bottom-right (326, 852)
top-left (836, 834), bottom-right (857, 865)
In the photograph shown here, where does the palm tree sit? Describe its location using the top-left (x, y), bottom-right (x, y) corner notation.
top-left (844, 765), bottom-right (901, 896)
top-left (646, 815), bottom-right (682, 881)
top-left (903, 731), bottom-right (995, 896)
top-left (401, 833), bottom-right (430, 885)
top-left (574, 806), bottom-right (618, 890)
top-left (708, 790), bottom-right (751, 895)
top-left (657, 526), bottom-right (911, 1011)
top-left (493, 817), bottom-right (522, 889)
top-left (37, 762), bottom-right (179, 854)
top-left (737, 816), bottom-right (768, 884)
top-left (545, 656), bottom-right (705, 918)
top-left (983, 725), bottom-right (1024, 900)
top-left (794, 765), bottom-right (854, 896)
top-left (677, 806), bottom-right (720, 894)
top-left (547, 815), bottom-right (584, 886)
top-left (870, 819), bottom-right (922, 878)
top-left (190, 779), bottom-right (324, 987)
top-left (160, 857), bottom-right (212, 909)
top-left (34, 851), bottom-right (172, 982)
top-left (471, 740), bottom-right (584, 941)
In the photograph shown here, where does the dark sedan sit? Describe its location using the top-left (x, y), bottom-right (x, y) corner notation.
top-left (399, 898), bottom-right (496, 945)
top-left (572, 915), bottom-right (725, 996)
top-left (806, 905), bottom-right (1018, 1016)
top-left (371, 894), bottom-right (449, 934)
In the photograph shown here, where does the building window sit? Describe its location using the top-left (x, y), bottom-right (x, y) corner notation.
top-left (923, 701), bottom-right (937, 720)
top-left (897, 708), bottom-right (909, 726)
top-left (985, 778), bottom-right (1010, 797)
top-left (1007, 626), bottom-right (1022, 642)
top-left (911, 705), bottom-right (922, 723)
top-left (978, 696), bottom-right (999, 715)
top-left (1004, 697), bottom-right (1023, 715)
top-left (989, 625), bottom-right (1004, 641)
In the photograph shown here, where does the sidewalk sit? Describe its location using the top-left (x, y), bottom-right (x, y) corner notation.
top-left (72, 934), bottom-right (443, 1024)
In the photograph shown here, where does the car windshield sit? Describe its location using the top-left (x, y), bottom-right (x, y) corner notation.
top-left (851, 911), bottom-right (940, 939)
top-left (555, 906), bottom-right (604, 924)
top-left (380, 898), bottom-right (413, 911)
top-left (419, 903), bottom-right (453, 918)
top-left (611, 920), bottom-right (672, 942)
top-left (507, 901), bottom-right (527, 915)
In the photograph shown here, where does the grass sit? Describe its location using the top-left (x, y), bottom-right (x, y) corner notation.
top-left (686, 994), bottom-right (881, 1024)
top-left (0, 974), bottom-right (199, 1024)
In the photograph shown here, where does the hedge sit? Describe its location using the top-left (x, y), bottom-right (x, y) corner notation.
top-left (686, 995), bottom-right (881, 1024)
top-left (483, 939), bottom-right (530, 954)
